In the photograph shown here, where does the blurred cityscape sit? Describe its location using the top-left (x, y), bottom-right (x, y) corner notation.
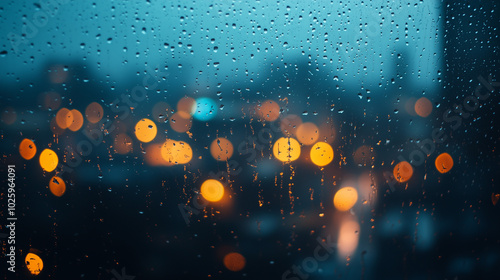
top-left (0, 0), bottom-right (499, 279)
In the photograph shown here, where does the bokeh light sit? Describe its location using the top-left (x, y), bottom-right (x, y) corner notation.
top-left (310, 142), bottom-right (334, 166)
top-left (393, 161), bottom-right (413, 183)
top-left (177, 96), bottom-right (196, 114)
top-left (55, 108), bottom-right (73, 129)
top-left (68, 109), bottom-right (84, 131)
top-left (223, 252), bottom-right (246, 272)
top-left (144, 143), bottom-right (173, 166)
top-left (85, 102), bottom-right (104, 124)
top-left (200, 179), bottom-right (224, 202)
top-left (256, 100), bottom-right (280, 122)
top-left (134, 118), bottom-right (157, 143)
top-left (114, 133), bottom-right (133, 154)
top-left (337, 219), bottom-right (360, 257)
top-left (39, 149), bottom-right (58, 172)
top-left (414, 97), bottom-right (433, 117)
top-left (273, 137), bottom-right (301, 162)
top-left (435, 152), bottom-right (454, 173)
top-left (296, 122), bottom-right (319, 145)
top-left (353, 145), bottom-right (374, 166)
top-left (333, 187), bottom-right (358, 211)
top-left (160, 139), bottom-right (193, 164)
top-left (19, 138), bottom-right (37, 160)
top-left (25, 252), bottom-right (43, 275)
top-left (210, 137), bottom-right (234, 161)
top-left (169, 111), bottom-right (193, 133)
top-left (193, 97), bottom-right (217, 121)
top-left (49, 176), bottom-right (66, 197)
top-left (280, 114), bottom-right (302, 136)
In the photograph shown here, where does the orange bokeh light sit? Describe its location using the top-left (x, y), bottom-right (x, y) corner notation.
top-left (114, 133), bottom-right (133, 154)
top-left (210, 138), bottom-right (234, 161)
top-left (353, 145), bottom-right (374, 166)
top-left (169, 111), bottom-right (192, 133)
top-left (177, 96), bottom-right (196, 114)
top-left (19, 138), bottom-right (37, 160)
top-left (415, 97), bottom-right (432, 117)
top-left (280, 114), bottom-right (303, 136)
top-left (393, 161), bottom-right (413, 183)
top-left (435, 152), bottom-right (454, 173)
top-left (144, 143), bottom-right (173, 166)
top-left (68, 109), bottom-right (84, 131)
top-left (223, 252), bottom-right (246, 272)
top-left (49, 176), bottom-right (66, 197)
top-left (256, 100), bottom-right (280, 122)
top-left (55, 108), bottom-right (73, 129)
top-left (85, 102), bottom-right (104, 124)
top-left (296, 122), bottom-right (319, 145)
top-left (25, 253), bottom-right (44, 275)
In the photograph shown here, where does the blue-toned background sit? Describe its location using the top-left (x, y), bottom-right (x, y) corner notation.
top-left (1, 0), bottom-right (499, 279)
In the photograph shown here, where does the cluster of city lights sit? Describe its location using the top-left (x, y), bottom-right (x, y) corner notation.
top-left (12, 95), bottom-right (453, 275)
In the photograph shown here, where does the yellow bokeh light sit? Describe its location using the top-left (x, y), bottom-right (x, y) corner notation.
top-left (25, 253), bottom-right (44, 275)
top-left (223, 252), bottom-right (246, 272)
top-left (85, 102), bottom-right (103, 124)
top-left (160, 139), bottom-right (193, 164)
top-left (256, 100), bottom-right (280, 122)
top-left (210, 138), bottom-right (234, 161)
top-left (393, 161), bottom-right (413, 183)
top-left (333, 187), bottom-right (358, 211)
top-left (39, 149), bottom-right (58, 172)
top-left (68, 109), bottom-right (84, 131)
top-left (435, 152), bottom-right (454, 173)
top-left (310, 142), bottom-right (334, 166)
top-left (49, 176), bottom-right (66, 197)
top-left (296, 122), bottom-right (319, 145)
top-left (19, 138), bottom-right (37, 160)
top-left (200, 179), bottom-right (224, 202)
top-left (134, 118), bottom-right (157, 143)
top-left (415, 97), bottom-right (433, 117)
top-left (55, 108), bottom-right (73, 129)
top-left (273, 137), bottom-right (301, 162)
